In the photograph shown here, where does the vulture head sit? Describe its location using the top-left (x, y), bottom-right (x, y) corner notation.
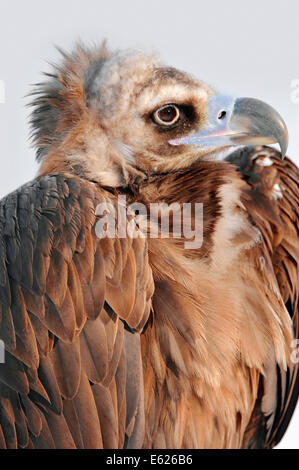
top-left (31, 43), bottom-right (288, 187)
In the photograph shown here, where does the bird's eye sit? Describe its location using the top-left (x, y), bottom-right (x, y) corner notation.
top-left (153, 104), bottom-right (180, 126)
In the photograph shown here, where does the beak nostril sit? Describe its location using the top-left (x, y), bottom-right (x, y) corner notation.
top-left (218, 110), bottom-right (227, 120)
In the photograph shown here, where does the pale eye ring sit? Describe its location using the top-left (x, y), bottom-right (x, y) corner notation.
top-left (153, 104), bottom-right (180, 126)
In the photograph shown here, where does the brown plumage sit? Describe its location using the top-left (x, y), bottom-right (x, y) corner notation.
top-left (0, 43), bottom-right (298, 449)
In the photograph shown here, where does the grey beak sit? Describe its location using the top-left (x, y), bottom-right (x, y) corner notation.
top-left (169, 95), bottom-right (288, 158)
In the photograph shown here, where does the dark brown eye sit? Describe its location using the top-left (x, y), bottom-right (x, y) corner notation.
top-left (153, 104), bottom-right (180, 126)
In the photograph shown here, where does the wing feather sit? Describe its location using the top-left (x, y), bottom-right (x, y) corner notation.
top-left (0, 174), bottom-right (154, 448)
top-left (227, 147), bottom-right (299, 448)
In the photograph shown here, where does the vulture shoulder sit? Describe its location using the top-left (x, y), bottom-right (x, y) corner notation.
top-left (226, 146), bottom-right (299, 448)
top-left (0, 174), bottom-right (154, 449)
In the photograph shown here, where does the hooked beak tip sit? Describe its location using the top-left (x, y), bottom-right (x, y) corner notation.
top-left (231, 97), bottom-right (288, 160)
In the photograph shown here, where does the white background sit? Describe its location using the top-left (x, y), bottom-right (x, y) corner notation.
top-left (0, 0), bottom-right (298, 448)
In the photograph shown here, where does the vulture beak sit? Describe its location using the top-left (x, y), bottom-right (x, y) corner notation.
top-left (169, 96), bottom-right (288, 158)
